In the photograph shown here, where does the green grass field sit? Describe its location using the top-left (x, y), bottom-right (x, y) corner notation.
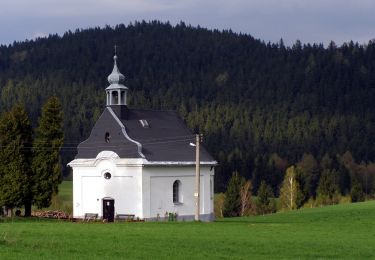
top-left (1, 200), bottom-right (375, 259)
top-left (56, 181), bottom-right (73, 202)
top-left (42, 181), bottom-right (73, 214)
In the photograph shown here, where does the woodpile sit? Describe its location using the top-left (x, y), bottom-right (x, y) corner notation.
top-left (32, 210), bottom-right (70, 219)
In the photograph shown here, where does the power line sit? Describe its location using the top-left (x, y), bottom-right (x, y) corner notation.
top-left (0, 136), bottom-right (198, 150)
top-left (10, 134), bottom-right (196, 146)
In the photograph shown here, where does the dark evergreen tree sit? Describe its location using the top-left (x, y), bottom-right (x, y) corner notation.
top-left (256, 181), bottom-right (276, 215)
top-left (32, 97), bottom-right (64, 209)
top-left (337, 160), bottom-right (351, 195)
top-left (297, 153), bottom-right (320, 203)
top-left (223, 172), bottom-right (245, 217)
top-left (0, 105), bottom-right (33, 216)
top-left (317, 169), bottom-right (340, 205)
top-left (350, 175), bottom-right (364, 202)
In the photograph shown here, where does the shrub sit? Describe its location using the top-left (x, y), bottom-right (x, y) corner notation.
top-left (214, 193), bottom-right (225, 218)
top-left (302, 197), bottom-right (318, 208)
top-left (256, 181), bottom-right (276, 215)
top-left (350, 178), bottom-right (364, 202)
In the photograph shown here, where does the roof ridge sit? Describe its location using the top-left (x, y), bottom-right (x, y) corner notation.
top-left (107, 107), bottom-right (145, 158)
top-left (129, 108), bottom-right (178, 112)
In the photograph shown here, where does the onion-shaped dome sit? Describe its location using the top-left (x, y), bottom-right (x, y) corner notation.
top-left (107, 55), bottom-right (125, 84)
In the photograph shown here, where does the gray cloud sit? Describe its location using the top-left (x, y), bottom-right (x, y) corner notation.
top-left (0, 0), bottom-right (374, 46)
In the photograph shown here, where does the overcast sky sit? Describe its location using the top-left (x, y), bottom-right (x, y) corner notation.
top-left (1, 0), bottom-right (374, 46)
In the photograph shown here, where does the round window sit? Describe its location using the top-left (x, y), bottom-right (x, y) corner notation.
top-left (104, 172), bottom-right (111, 179)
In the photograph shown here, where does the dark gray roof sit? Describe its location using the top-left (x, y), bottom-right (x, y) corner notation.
top-left (76, 106), bottom-right (215, 162)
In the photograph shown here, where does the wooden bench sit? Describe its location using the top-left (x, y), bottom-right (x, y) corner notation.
top-left (116, 214), bottom-right (135, 222)
top-left (84, 213), bottom-right (98, 222)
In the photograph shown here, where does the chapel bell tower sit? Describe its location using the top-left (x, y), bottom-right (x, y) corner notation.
top-left (106, 53), bottom-right (129, 119)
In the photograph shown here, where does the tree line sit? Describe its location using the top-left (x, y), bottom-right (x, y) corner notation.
top-left (0, 21), bottom-right (374, 195)
top-left (0, 97), bottom-right (63, 216)
top-left (221, 151), bottom-right (374, 217)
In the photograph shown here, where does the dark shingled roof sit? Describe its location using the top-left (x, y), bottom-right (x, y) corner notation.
top-left (76, 107), bottom-right (215, 162)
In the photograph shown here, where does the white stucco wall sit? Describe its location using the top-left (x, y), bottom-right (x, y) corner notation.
top-left (70, 156), bottom-right (215, 221)
top-left (71, 158), bottom-right (143, 218)
top-left (143, 166), bottom-right (214, 220)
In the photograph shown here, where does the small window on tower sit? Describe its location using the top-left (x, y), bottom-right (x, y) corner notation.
top-left (121, 91), bottom-right (126, 105)
top-left (105, 132), bottom-right (111, 143)
top-left (112, 91), bottom-right (119, 105)
top-left (139, 119), bottom-right (150, 128)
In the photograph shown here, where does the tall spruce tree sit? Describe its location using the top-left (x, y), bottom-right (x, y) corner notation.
top-left (0, 105), bottom-right (33, 216)
top-left (297, 154), bottom-right (319, 200)
top-left (223, 172), bottom-right (245, 217)
top-left (317, 169), bottom-right (340, 205)
top-left (256, 181), bottom-right (276, 215)
top-left (32, 97), bottom-right (64, 209)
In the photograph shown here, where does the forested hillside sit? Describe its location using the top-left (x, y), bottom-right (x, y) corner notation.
top-left (0, 21), bottom-right (374, 193)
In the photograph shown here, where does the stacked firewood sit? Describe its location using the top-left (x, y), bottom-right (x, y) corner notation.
top-left (32, 210), bottom-right (70, 219)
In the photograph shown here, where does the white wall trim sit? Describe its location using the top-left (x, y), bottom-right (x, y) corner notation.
top-left (143, 161), bottom-right (217, 166)
top-left (68, 158), bottom-right (217, 168)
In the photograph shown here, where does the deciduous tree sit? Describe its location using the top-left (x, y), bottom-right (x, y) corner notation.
top-left (279, 166), bottom-right (301, 211)
top-left (240, 180), bottom-right (252, 216)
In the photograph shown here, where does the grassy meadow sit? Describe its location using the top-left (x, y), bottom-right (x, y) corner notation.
top-left (1, 199), bottom-right (375, 259)
top-left (41, 181), bottom-right (73, 214)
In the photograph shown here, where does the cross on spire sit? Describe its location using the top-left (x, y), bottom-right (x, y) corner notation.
top-left (114, 44), bottom-right (117, 56)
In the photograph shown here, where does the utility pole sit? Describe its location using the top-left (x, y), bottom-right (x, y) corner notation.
top-left (195, 134), bottom-right (201, 221)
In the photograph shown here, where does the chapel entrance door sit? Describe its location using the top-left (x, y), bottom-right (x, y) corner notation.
top-left (103, 198), bottom-right (115, 222)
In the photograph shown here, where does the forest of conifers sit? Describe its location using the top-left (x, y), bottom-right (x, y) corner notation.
top-left (0, 21), bottom-right (374, 195)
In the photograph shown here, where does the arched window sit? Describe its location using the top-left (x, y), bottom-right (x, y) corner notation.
top-left (173, 180), bottom-right (181, 203)
top-left (106, 91), bottom-right (110, 105)
top-left (105, 132), bottom-right (111, 143)
top-left (111, 91), bottom-right (118, 105)
top-left (121, 91), bottom-right (126, 105)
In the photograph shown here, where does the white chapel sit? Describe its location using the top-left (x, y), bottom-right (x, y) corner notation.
top-left (68, 54), bottom-right (216, 221)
